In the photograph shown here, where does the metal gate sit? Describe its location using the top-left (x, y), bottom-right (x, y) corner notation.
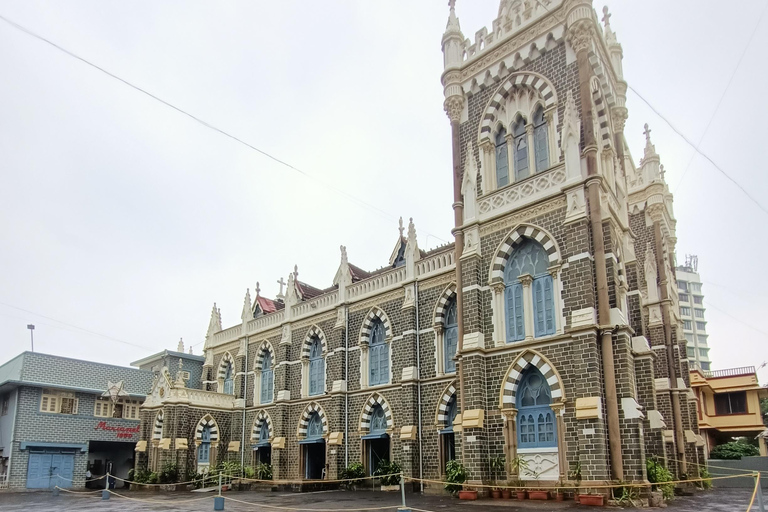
top-left (26, 451), bottom-right (74, 489)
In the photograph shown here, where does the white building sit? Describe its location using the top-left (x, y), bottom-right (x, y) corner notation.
top-left (676, 256), bottom-right (711, 370)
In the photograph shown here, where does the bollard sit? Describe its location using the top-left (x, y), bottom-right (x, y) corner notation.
top-left (397, 473), bottom-right (411, 512)
top-left (213, 496), bottom-right (225, 510)
top-left (52, 486), bottom-right (59, 496)
top-left (102, 471), bottom-right (110, 500)
top-left (756, 472), bottom-right (766, 512)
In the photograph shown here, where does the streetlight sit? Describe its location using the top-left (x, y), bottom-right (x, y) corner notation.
top-left (26, 324), bottom-right (34, 352)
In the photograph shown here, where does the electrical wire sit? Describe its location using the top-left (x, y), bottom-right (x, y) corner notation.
top-left (0, 13), bottom-right (449, 245)
top-left (703, 300), bottom-right (768, 339)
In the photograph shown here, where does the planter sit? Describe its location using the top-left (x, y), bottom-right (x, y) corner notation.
top-left (381, 485), bottom-right (400, 492)
top-left (160, 484), bottom-right (176, 491)
top-left (516, 490), bottom-right (527, 500)
top-left (578, 494), bottom-right (605, 506)
top-left (501, 489), bottom-right (511, 499)
top-left (555, 492), bottom-right (564, 502)
top-left (458, 490), bottom-right (478, 500)
top-left (529, 490), bottom-right (549, 500)
top-left (490, 489), bottom-right (501, 499)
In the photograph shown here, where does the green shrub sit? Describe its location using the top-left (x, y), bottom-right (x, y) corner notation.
top-left (710, 441), bottom-right (760, 460)
top-left (218, 460), bottom-right (243, 477)
top-left (255, 463), bottom-right (273, 480)
top-left (159, 463), bottom-right (179, 484)
top-left (696, 466), bottom-right (713, 489)
top-left (646, 457), bottom-right (674, 501)
top-left (341, 462), bottom-right (366, 486)
top-left (445, 460), bottom-right (467, 493)
top-left (147, 472), bottom-right (159, 484)
top-left (374, 460), bottom-right (402, 486)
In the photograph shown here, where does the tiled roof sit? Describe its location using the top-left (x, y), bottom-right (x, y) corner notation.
top-left (296, 280), bottom-right (325, 300)
top-left (348, 263), bottom-right (372, 282)
top-left (256, 295), bottom-right (282, 313)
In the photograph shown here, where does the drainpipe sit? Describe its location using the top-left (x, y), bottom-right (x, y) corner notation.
top-left (7, 388), bottom-right (18, 488)
top-left (241, 336), bottom-right (248, 470)
top-left (570, 19), bottom-right (624, 481)
top-left (345, 305), bottom-right (349, 467)
top-left (415, 281), bottom-right (424, 493)
top-left (653, 221), bottom-right (687, 476)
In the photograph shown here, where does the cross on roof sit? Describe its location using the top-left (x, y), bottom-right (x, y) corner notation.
top-left (448, 0), bottom-right (455, 10)
top-left (601, 6), bottom-right (611, 28)
top-left (276, 277), bottom-right (286, 296)
top-left (643, 123), bottom-right (651, 142)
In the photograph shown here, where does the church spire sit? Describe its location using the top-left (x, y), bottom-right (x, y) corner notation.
top-left (241, 288), bottom-right (252, 324)
top-left (442, 0), bottom-right (465, 70)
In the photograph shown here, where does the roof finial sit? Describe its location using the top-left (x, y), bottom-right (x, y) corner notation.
top-left (660, 164), bottom-right (666, 181)
top-left (643, 123), bottom-right (651, 143)
top-left (293, 264), bottom-right (299, 280)
top-left (408, 217), bottom-right (417, 242)
top-left (340, 245), bottom-right (348, 265)
top-left (188, 345), bottom-right (193, 355)
top-left (177, 337), bottom-right (184, 352)
top-left (276, 277), bottom-right (286, 297)
top-left (398, 217), bottom-right (404, 238)
top-left (601, 6), bottom-right (612, 30)
top-left (255, 281), bottom-right (261, 297)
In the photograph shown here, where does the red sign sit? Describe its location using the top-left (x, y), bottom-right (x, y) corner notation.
top-left (94, 421), bottom-right (140, 439)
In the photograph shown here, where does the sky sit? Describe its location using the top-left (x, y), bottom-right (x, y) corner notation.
top-left (1, 1), bottom-right (767, 382)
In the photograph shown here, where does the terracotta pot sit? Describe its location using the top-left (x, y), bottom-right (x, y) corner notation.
top-left (490, 489), bottom-right (501, 499)
top-left (501, 489), bottom-right (512, 499)
top-left (578, 494), bottom-right (605, 506)
top-left (555, 492), bottom-right (565, 502)
top-left (458, 490), bottom-right (478, 500)
top-left (529, 490), bottom-right (549, 500)
top-left (516, 490), bottom-right (527, 500)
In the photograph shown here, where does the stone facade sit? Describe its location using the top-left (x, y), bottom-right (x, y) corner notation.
top-left (134, 0), bottom-right (702, 491)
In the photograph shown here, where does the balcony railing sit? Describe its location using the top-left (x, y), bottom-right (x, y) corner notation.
top-left (704, 367), bottom-right (756, 379)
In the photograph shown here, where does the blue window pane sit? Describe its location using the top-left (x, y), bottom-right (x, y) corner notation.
top-left (516, 368), bottom-right (557, 449)
top-left (496, 129), bottom-right (509, 187)
top-left (533, 107), bottom-right (549, 172)
top-left (307, 412), bottom-right (323, 439)
top-left (370, 405), bottom-right (387, 433)
top-left (261, 352), bottom-right (273, 403)
top-left (198, 426), bottom-right (211, 463)
top-left (533, 275), bottom-right (555, 337)
top-left (512, 119), bottom-right (528, 181)
top-left (223, 362), bottom-right (234, 395)
top-left (444, 299), bottom-right (458, 373)
top-left (309, 337), bottom-right (324, 396)
top-left (505, 282), bottom-right (525, 342)
top-left (369, 320), bottom-right (389, 386)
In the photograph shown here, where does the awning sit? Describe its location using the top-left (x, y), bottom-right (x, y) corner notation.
top-left (252, 442), bottom-right (271, 449)
top-left (299, 437), bottom-right (325, 445)
top-left (361, 432), bottom-right (389, 440)
top-left (20, 441), bottom-right (88, 452)
top-left (439, 428), bottom-right (454, 435)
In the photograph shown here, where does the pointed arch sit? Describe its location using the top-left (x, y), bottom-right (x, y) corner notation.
top-left (590, 76), bottom-right (613, 149)
top-left (489, 223), bottom-right (561, 283)
top-left (434, 381), bottom-right (458, 426)
top-left (433, 283), bottom-right (458, 328)
top-left (217, 352), bottom-right (235, 380)
top-left (499, 350), bottom-right (564, 409)
top-left (478, 71), bottom-right (558, 145)
top-left (152, 411), bottom-right (164, 440)
top-left (297, 402), bottom-right (328, 438)
top-left (359, 392), bottom-right (394, 432)
top-left (251, 410), bottom-right (273, 442)
top-left (301, 325), bottom-right (327, 359)
top-left (194, 414), bottom-right (220, 446)
top-left (254, 341), bottom-right (275, 370)
top-left (359, 307), bottom-right (393, 343)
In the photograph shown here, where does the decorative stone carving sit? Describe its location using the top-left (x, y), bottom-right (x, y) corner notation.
top-left (566, 19), bottom-right (593, 54)
top-left (444, 96), bottom-right (464, 122)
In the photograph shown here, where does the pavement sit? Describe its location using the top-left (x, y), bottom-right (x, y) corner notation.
top-left (0, 487), bottom-right (758, 511)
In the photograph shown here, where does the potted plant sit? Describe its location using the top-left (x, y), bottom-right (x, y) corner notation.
top-left (527, 470), bottom-right (549, 500)
top-left (509, 455), bottom-right (528, 499)
top-left (375, 460), bottom-right (402, 491)
top-left (510, 478), bottom-right (526, 500)
top-left (489, 455), bottom-right (505, 499)
top-left (555, 480), bottom-right (566, 501)
top-left (340, 463), bottom-right (365, 490)
top-left (445, 460), bottom-right (475, 499)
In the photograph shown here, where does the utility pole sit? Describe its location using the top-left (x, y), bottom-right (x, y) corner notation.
top-left (27, 324), bottom-right (35, 352)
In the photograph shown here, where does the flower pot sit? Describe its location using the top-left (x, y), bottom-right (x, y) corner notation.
top-left (491, 489), bottom-right (501, 499)
top-left (381, 485), bottom-right (400, 492)
top-left (516, 490), bottom-right (527, 500)
top-left (501, 489), bottom-right (511, 499)
top-left (529, 490), bottom-right (549, 500)
top-left (578, 494), bottom-right (605, 506)
top-left (458, 490), bottom-right (478, 500)
top-left (555, 492), bottom-right (564, 502)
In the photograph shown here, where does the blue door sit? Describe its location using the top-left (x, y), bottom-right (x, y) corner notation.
top-left (27, 452), bottom-right (74, 489)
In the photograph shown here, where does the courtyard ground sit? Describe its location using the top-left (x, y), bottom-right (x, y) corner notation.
top-left (0, 487), bottom-right (757, 511)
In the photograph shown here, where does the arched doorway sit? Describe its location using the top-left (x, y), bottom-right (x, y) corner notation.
top-left (362, 404), bottom-right (389, 475)
top-left (439, 395), bottom-right (458, 471)
top-left (253, 422), bottom-right (271, 466)
top-left (300, 412), bottom-right (326, 480)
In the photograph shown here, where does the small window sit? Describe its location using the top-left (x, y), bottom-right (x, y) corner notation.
top-left (700, 362), bottom-right (711, 371)
top-left (261, 352), bottom-right (274, 404)
top-left (60, 397), bottom-right (78, 415)
top-left (309, 337), bottom-right (324, 396)
top-left (223, 362), bottom-right (234, 395)
top-left (694, 309), bottom-right (705, 318)
top-left (307, 412), bottom-right (323, 439)
top-left (370, 405), bottom-right (387, 433)
top-left (495, 129), bottom-right (509, 187)
top-left (714, 392), bottom-right (747, 415)
top-left (512, 117), bottom-right (529, 181)
top-left (678, 281), bottom-right (689, 292)
top-left (532, 106), bottom-right (549, 172)
top-left (198, 426), bottom-right (212, 464)
top-left (369, 319), bottom-right (389, 386)
top-left (40, 394), bottom-right (58, 413)
top-left (683, 320), bottom-right (692, 330)
top-left (699, 348), bottom-right (708, 358)
top-left (698, 335), bottom-right (708, 346)
top-left (679, 293), bottom-right (689, 302)
top-left (680, 307), bottom-right (691, 316)
top-left (123, 400), bottom-right (140, 420)
top-left (686, 347), bottom-right (695, 358)
top-left (696, 322), bottom-right (706, 331)
top-left (444, 299), bottom-right (458, 373)
top-left (94, 399), bottom-right (112, 418)
top-left (691, 283), bottom-right (702, 292)
top-left (693, 295), bottom-right (703, 305)
top-left (684, 333), bottom-right (694, 342)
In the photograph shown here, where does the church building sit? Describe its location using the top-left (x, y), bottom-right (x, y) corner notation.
top-left (134, 0), bottom-right (703, 490)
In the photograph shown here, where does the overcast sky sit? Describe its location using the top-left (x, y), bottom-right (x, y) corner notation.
top-left (1, 1), bottom-right (767, 383)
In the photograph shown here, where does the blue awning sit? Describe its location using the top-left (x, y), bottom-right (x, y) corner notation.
top-left (361, 432), bottom-right (389, 440)
top-left (299, 437), bottom-right (325, 445)
top-left (20, 441), bottom-right (88, 452)
top-left (439, 428), bottom-right (454, 435)
top-left (252, 442), bottom-right (271, 449)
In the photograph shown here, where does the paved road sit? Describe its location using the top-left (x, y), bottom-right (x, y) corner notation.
top-left (0, 487), bottom-right (757, 511)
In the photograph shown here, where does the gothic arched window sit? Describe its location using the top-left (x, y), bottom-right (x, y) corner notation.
top-left (533, 106), bottom-right (549, 172)
top-left (445, 396), bottom-right (458, 430)
top-left (198, 426), bottom-right (212, 463)
top-left (223, 362), bottom-right (234, 395)
top-left (444, 299), bottom-right (458, 373)
top-left (258, 422), bottom-right (269, 443)
top-left (309, 336), bottom-right (324, 396)
top-left (517, 367), bottom-right (556, 448)
top-left (495, 128), bottom-right (509, 187)
top-left (505, 240), bottom-right (555, 341)
top-left (261, 352), bottom-right (273, 404)
top-left (512, 117), bottom-right (529, 181)
top-left (369, 319), bottom-right (389, 386)
top-left (370, 404), bottom-right (387, 433)
top-left (307, 412), bottom-right (323, 439)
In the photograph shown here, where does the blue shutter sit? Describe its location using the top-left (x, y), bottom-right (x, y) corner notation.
top-left (445, 326), bottom-right (458, 373)
top-left (533, 279), bottom-right (544, 336)
top-left (514, 134), bottom-right (529, 181)
top-left (543, 275), bottom-right (555, 335)
top-left (534, 124), bottom-right (549, 172)
top-left (369, 345), bottom-right (378, 385)
top-left (380, 343), bottom-right (389, 384)
top-left (506, 282), bottom-right (525, 342)
top-left (496, 140), bottom-right (509, 187)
